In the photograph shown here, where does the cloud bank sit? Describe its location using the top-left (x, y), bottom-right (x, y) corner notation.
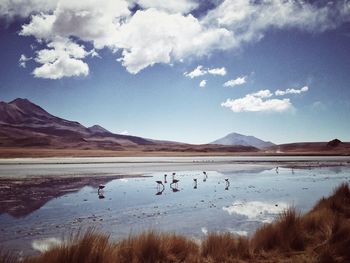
top-left (1, 0), bottom-right (350, 79)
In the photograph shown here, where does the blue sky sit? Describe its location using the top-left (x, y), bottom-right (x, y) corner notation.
top-left (0, 0), bottom-right (350, 144)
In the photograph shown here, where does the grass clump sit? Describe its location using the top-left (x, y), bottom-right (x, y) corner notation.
top-left (2, 183), bottom-right (350, 263)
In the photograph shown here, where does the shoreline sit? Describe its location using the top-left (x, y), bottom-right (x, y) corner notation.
top-left (0, 147), bottom-right (349, 159)
top-left (0, 156), bottom-right (349, 179)
top-left (1, 155), bottom-right (350, 164)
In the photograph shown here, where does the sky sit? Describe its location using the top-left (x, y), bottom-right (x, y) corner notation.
top-left (0, 0), bottom-right (350, 144)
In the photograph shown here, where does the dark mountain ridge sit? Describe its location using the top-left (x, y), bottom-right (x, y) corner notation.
top-left (0, 98), bottom-right (154, 149)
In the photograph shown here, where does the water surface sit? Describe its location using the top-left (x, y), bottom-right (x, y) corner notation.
top-left (1, 164), bottom-right (350, 256)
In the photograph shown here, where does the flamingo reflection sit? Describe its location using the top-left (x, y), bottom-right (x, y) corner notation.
top-left (193, 178), bottom-right (198, 189)
top-left (203, 171), bottom-right (208, 182)
top-left (225, 178), bottom-right (230, 190)
top-left (155, 180), bottom-right (165, 195)
top-left (170, 172), bottom-right (180, 192)
top-left (98, 184), bottom-right (105, 199)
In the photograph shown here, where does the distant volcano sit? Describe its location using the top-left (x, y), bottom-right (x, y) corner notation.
top-left (210, 132), bottom-right (275, 149)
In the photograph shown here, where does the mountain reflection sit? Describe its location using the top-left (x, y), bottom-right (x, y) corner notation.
top-left (0, 175), bottom-right (126, 218)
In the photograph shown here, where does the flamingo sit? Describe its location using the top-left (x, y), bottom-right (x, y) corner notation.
top-left (98, 184), bottom-right (105, 199)
top-left (275, 167), bottom-right (279, 174)
top-left (164, 174), bottom-right (167, 183)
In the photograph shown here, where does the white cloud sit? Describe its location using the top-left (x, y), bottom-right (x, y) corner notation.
top-left (204, 0), bottom-right (350, 47)
top-left (20, 12), bottom-right (56, 40)
top-left (221, 90), bottom-right (292, 113)
top-left (116, 9), bottom-right (233, 74)
top-left (19, 54), bottom-right (32, 68)
top-left (199, 80), bottom-right (206, 88)
top-left (2, 0), bottom-right (350, 78)
top-left (223, 76), bottom-right (247, 87)
top-left (32, 38), bottom-right (89, 79)
top-left (135, 0), bottom-right (198, 14)
top-left (275, 86), bottom-right (309, 96)
top-left (184, 65), bottom-right (206, 78)
top-left (251, 89), bottom-right (273, 98)
top-left (20, 0), bottom-right (131, 48)
top-left (223, 200), bottom-right (288, 223)
top-left (184, 65), bottom-right (227, 78)
top-left (207, 67), bottom-right (226, 76)
top-left (0, 0), bottom-right (58, 18)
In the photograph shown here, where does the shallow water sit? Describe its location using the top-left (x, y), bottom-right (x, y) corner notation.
top-left (1, 165), bottom-right (350, 256)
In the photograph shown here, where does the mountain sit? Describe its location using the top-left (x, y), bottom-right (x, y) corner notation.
top-left (0, 98), bottom-right (258, 154)
top-left (210, 132), bottom-right (275, 149)
top-left (0, 98), bottom-right (154, 149)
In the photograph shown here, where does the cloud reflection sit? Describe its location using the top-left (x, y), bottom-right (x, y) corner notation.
top-left (32, 237), bottom-right (62, 253)
top-left (223, 201), bottom-right (288, 223)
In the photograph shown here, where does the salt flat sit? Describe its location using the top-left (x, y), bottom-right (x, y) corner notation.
top-left (0, 156), bottom-right (349, 179)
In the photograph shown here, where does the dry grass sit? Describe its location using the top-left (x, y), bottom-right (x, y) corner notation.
top-left (2, 183), bottom-right (350, 263)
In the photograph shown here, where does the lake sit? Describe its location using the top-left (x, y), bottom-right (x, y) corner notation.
top-left (0, 157), bottom-right (350, 256)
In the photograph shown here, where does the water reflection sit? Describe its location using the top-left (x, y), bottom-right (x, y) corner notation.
top-left (193, 178), bottom-right (198, 189)
top-left (170, 172), bottom-right (180, 192)
top-left (98, 184), bottom-right (106, 199)
top-left (98, 190), bottom-right (105, 199)
top-left (155, 187), bottom-right (164, 195)
top-left (0, 175), bottom-right (125, 217)
top-left (1, 166), bottom-right (350, 256)
top-left (170, 183), bottom-right (180, 192)
top-left (32, 238), bottom-right (62, 253)
top-left (223, 200), bottom-right (288, 223)
top-left (155, 180), bottom-right (165, 195)
top-left (225, 178), bottom-right (230, 190)
top-left (203, 171), bottom-right (208, 182)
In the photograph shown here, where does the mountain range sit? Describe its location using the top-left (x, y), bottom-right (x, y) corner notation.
top-left (0, 98), bottom-right (258, 152)
top-left (0, 98), bottom-right (349, 156)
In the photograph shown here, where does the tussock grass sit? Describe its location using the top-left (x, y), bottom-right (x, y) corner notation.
top-left (2, 183), bottom-right (350, 263)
